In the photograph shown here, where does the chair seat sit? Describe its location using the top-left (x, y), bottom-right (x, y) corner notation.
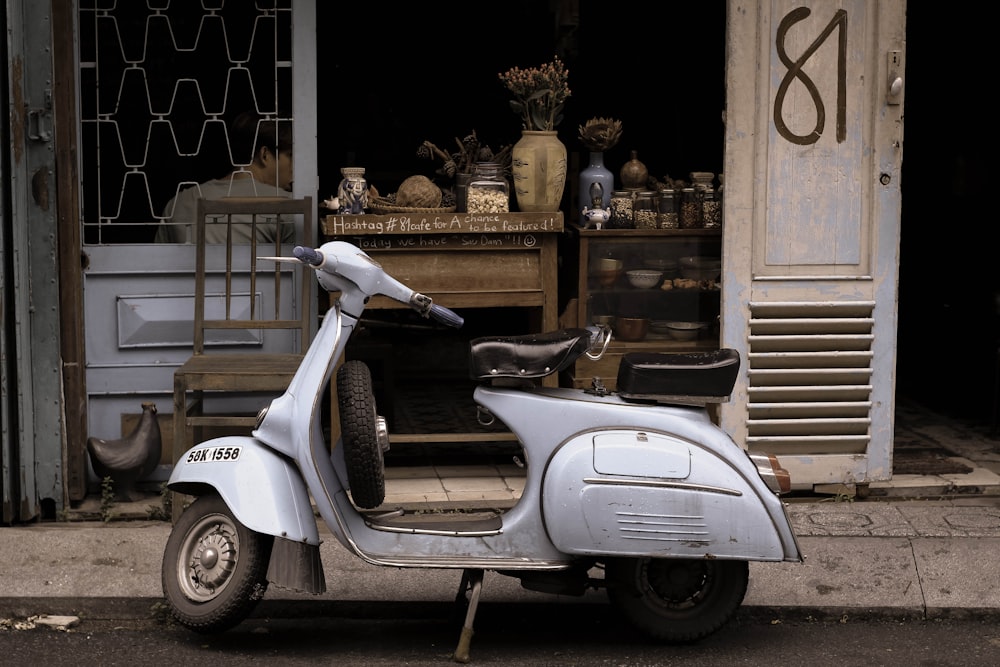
top-left (175, 352), bottom-right (304, 391)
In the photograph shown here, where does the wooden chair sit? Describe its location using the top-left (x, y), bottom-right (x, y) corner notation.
top-left (172, 196), bottom-right (313, 520)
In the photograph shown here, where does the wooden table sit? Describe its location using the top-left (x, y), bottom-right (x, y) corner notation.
top-left (322, 210), bottom-right (564, 444)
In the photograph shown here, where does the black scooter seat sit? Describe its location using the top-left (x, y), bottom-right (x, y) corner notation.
top-left (617, 349), bottom-right (741, 405)
top-left (469, 328), bottom-right (592, 380)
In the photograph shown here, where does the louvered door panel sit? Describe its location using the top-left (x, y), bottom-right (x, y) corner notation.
top-left (746, 300), bottom-right (875, 457)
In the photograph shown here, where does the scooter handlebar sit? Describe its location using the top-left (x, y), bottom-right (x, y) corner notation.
top-left (429, 303), bottom-right (464, 329)
top-left (293, 245), bottom-right (324, 266)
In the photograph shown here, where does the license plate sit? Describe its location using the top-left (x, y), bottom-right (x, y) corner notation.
top-left (186, 445), bottom-right (242, 464)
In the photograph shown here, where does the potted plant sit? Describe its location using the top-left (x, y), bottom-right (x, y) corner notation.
top-left (499, 56), bottom-right (572, 212)
top-left (416, 130), bottom-right (512, 211)
top-left (577, 117), bottom-right (623, 212)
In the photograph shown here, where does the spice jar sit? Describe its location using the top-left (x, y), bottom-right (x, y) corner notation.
top-left (633, 191), bottom-right (658, 229)
top-left (608, 190), bottom-right (634, 229)
top-left (701, 186), bottom-right (722, 229)
top-left (679, 187), bottom-right (702, 229)
top-left (657, 188), bottom-right (678, 229)
top-left (338, 167), bottom-right (369, 214)
top-left (467, 162), bottom-right (509, 213)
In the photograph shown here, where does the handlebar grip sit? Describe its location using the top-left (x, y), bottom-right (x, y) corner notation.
top-left (293, 246), bottom-right (324, 266)
top-left (429, 304), bottom-right (464, 328)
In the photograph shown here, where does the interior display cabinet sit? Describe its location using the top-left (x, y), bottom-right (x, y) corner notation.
top-left (568, 226), bottom-right (724, 390)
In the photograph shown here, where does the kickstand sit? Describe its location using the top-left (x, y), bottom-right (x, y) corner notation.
top-left (452, 568), bottom-right (485, 664)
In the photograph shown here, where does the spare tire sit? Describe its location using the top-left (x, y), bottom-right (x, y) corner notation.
top-left (336, 360), bottom-right (386, 509)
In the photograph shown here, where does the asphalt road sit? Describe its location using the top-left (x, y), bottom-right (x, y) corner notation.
top-left (4, 604), bottom-right (1000, 666)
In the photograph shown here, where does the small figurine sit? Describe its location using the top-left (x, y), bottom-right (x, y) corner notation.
top-left (337, 167), bottom-right (369, 215)
top-left (581, 181), bottom-right (610, 229)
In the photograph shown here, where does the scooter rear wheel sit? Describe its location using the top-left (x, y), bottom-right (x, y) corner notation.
top-left (605, 557), bottom-right (749, 642)
top-left (161, 493), bottom-right (272, 634)
top-left (336, 359), bottom-right (386, 509)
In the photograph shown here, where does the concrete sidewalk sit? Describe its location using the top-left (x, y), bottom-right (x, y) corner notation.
top-left (3, 396), bottom-right (999, 625)
top-left (1, 498), bottom-right (999, 624)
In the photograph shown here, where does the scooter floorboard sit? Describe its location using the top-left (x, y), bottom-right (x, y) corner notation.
top-left (364, 509), bottom-right (504, 534)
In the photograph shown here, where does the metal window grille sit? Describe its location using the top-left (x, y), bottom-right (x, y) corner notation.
top-left (78, 0), bottom-right (293, 245)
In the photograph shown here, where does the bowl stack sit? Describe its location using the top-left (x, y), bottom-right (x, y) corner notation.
top-left (679, 256), bottom-right (722, 281)
top-left (661, 321), bottom-right (708, 341)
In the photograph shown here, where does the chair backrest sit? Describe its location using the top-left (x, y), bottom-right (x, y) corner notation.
top-left (192, 196), bottom-right (313, 355)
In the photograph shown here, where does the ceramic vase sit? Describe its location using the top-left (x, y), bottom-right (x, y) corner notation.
top-left (511, 130), bottom-right (567, 212)
top-left (619, 150), bottom-right (648, 190)
top-left (578, 151), bottom-right (613, 213)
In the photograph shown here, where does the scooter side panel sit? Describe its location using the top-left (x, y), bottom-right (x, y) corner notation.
top-left (542, 430), bottom-right (787, 560)
top-left (169, 435), bottom-right (320, 544)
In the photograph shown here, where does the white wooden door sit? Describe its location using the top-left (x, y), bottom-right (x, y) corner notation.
top-left (78, 1), bottom-right (317, 483)
top-left (720, 0), bottom-right (906, 491)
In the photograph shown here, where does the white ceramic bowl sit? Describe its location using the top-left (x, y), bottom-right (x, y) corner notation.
top-left (643, 257), bottom-right (678, 272)
top-left (678, 256), bottom-right (722, 281)
top-left (649, 320), bottom-right (672, 335)
top-left (664, 321), bottom-right (708, 341)
top-left (626, 269), bottom-right (663, 289)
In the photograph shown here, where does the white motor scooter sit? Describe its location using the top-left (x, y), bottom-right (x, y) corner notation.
top-left (162, 241), bottom-right (802, 661)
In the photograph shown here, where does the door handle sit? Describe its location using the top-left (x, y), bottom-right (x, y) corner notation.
top-left (27, 108), bottom-right (52, 142)
top-left (886, 50), bottom-right (904, 106)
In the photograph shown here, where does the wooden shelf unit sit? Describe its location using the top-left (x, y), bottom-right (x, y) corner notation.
top-left (322, 211), bottom-right (563, 444)
top-left (569, 225), bottom-right (724, 390)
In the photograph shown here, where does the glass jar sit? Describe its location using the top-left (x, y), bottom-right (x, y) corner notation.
top-left (338, 167), bottom-right (369, 215)
top-left (633, 190), bottom-right (658, 229)
top-left (467, 162), bottom-right (509, 213)
top-left (657, 188), bottom-right (678, 229)
top-left (689, 171), bottom-right (714, 191)
top-left (701, 186), bottom-right (722, 229)
top-left (679, 187), bottom-right (702, 229)
top-left (608, 190), bottom-right (634, 229)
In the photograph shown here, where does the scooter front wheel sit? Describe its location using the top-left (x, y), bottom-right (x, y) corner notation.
top-left (605, 557), bottom-right (749, 642)
top-left (161, 493), bottom-right (273, 633)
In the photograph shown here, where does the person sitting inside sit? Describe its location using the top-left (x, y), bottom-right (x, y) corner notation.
top-left (155, 111), bottom-right (295, 243)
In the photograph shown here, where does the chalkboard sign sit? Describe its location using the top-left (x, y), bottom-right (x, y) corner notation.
top-left (322, 212), bottom-right (564, 237)
top-left (345, 233), bottom-right (548, 251)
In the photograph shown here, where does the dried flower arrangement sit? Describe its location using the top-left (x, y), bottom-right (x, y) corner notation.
top-left (498, 56), bottom-right (571, 132)
top-left (416, 130), bottom-right (512, 179)
top-left (578, 117), bottom-right (623, 152)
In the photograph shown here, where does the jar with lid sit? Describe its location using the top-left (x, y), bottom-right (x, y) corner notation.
top-left (679, 187), bottom-right (702, 229)
top-left (633, 191), bottom-right (658, 229)
top-left (608, 190), bottom-right (634, 229)
top-left (467, 162), bottom-right (509, 213)
top-left (701, 186), bottom-right (722, 229)
top-left (657, 188), bottom-right (678, 229)
top-left (338, 167), bottom-right (369, 214)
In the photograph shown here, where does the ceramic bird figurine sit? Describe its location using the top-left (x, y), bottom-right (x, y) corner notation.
top-left (87, 402), bottom-right (162, 502)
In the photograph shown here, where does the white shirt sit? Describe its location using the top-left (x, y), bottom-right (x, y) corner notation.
top-left (155, 174), bottom-right (294, 244)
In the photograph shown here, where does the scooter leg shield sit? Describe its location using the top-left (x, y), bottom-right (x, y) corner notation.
top-left (169, 435), bottom-right (320, 545)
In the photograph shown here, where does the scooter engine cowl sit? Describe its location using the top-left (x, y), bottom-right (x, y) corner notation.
top-left (542, 429), bottom-right (790, 561)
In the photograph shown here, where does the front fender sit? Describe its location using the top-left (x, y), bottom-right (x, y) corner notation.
top-left (169, 435), bottom-right (320, 545)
